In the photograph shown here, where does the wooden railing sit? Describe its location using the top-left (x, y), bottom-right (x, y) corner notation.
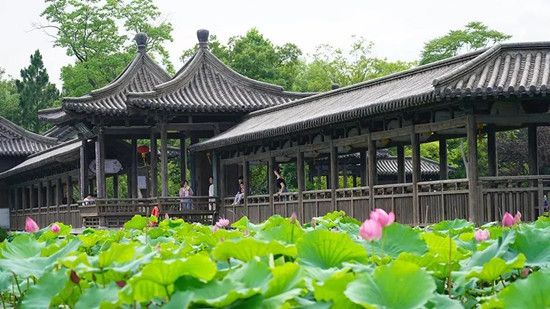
top-left (10, 204), bottom-right (82, 230)
top-left (417, 179), bottom-right (469, 224)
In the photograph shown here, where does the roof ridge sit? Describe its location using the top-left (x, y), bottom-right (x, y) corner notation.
top-left (0, 116), bottom-right (58, 145)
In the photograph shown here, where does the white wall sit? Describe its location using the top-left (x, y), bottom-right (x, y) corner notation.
top-left (0, 209), bottom-right (9, 229)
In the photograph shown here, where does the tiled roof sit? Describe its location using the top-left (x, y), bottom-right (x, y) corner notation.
top-left (192, 41), bottom-right (550, 152)
top-left (127, 31), bottom-right (311, 113)
top-left (0, 116), bottom-right (58, 156)
top-left (37, 107), bottom-right (71, 124)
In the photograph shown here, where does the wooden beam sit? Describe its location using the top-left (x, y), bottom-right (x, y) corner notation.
top-left (160, 121), bottom-right (169, 197)
top-left (397, 145), bottom-right (405, 183)
top-left (131, 139), bottom-right (138, 199)
top-left (150, 129), bottom-right (158, 198)
top-left (466, 114), bottom-right (480, 224)
top-left (487, 126), bottom-right (497, 176)
top-left (439, 138), bottom-right (448, 180)
top-left (411, 128), bottom-right (420, 225)
top-left (477, 114), bottom-right (550, 125)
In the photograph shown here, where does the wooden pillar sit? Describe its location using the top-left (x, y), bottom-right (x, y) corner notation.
top-left (342, 163), bottom-right (348, 188)
top-left (297, 150), bottom-right (305, 220)
top-left (56, 178), bottom-right (62, 221)
top-left (360, 150), bottom-right (367, 186)
top-left (15, 188), bottom-right (20, 210)
top-left (160, 121), bottom-right (169, 197)
top-left (397, 145), bottom-right (405, 183)
top-left (150, 129), bottom-right (158, 198)
top-left (212, 152), bottom-right (219, 197)
top-left (243, 159), bottom-right (249, 216)
top-left (268, 154), bottom-right (275, 214)
top-left (528, 124), bottom-right (538, 176)
top-left (466, 115), bottom-right (480, 224)
top-left (330, 143), bottom-right (338, 211)
top-left (316, 164), bottom-right (322, 190)
top-left (219, 158), bottom-right (226, 211)
top-left (29, 185), bottom-right (35, 209)
top-left (46, 180), bottom-right (52, 206)
top-left (487, 126), bottom-right (497, 177)
top-left (67, 176), bottom-right (74, 205)
top-left (95, 127), bottom-right (106, 198)
top-left (190, 136), bottom-right (198, 191)
top-left (182, 136), bottom-right (189, 186)
top-left (113, 175), bottom-right (119, 198)
top-left (439, 138), bottom-right (448, 180)
top-left (79, 138), bottom-right (89, 200)
top-left (411, 128), bottom-right (421, 225)
top-left (368, 133), bottom-right (377, 211)
top-left (131, 139), bottom-right (138, 199)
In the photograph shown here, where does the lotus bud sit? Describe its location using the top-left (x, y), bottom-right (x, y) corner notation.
top-left (520, 268), bottom-right (530, 278)
top-left (50, 223), bottom-right (60, 233)
top-left (290, 212), bottom-right (297, 224)
top-left (369, 208), bottom-right (395, 227)
top-left (70, 270), bottom-right (80, 284)
top-left (474, 229), bottom-right (490, 242)
top-left (220, 238), bottom-right (225, 242)
top-left (25, 217), bottom-right (39, 233)
top-left (164, 213), bottom-right (169, 220)
top-left (116, 281), bottom-right (126, 288)
top-left (359, 219), bottom-right (382, 241)
top-left (216, 218), bottom-right (230, 228)
top-left (212, 225), bottom-right (218, 232)
top-left (502, 212), bottom-right (515, 227)
top-left (244, 229), bottom-right (250, 236)
top-left (514, 211), bottom-right (522, 223)
top-left (311, 218), bottom-right (316, 228)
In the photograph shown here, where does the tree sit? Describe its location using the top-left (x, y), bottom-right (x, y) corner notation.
top-left (39, 0), bottom-right (173, 96)
top-left (0, 68), bottom-right (19, 122)
top-left (15, 50), bottom-right (60, 133)
top-left (293, 37), bottom-right (415, 92)
top-left (419, 21), bottom-right (511, 65)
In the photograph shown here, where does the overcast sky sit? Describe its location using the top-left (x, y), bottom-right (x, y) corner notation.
top-left (1, 0), bottom-right (549, 88)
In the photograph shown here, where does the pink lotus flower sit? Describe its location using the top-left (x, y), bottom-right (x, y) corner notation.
top-left (369, 208), bottom-right (395, 227)
top-left (502, 212), bottom-right (516, 227)
top-left (474, 229), bottom-right (490, 242)
top-left (216, 218), bottom-right (230, 228)
top-left (50, 223), bottom-right (60, 233)
top-left (359, 219), bottom-right (382, 241)
top-left (164, 213), bottom-right (169, 220)
top-left (290, 212), bottom-right (297, 223)
top-left (244, 229), bottom-right (250, 236)
top-left (25, 217), bottom-right (39, 233)
top-left (212, 225), bottom-right (218, 232)
top-left (514, 211), bottom-right (522, 223)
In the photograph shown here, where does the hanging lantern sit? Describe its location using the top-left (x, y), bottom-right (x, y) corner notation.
top-left (137, 145), bottom-right (150, 165)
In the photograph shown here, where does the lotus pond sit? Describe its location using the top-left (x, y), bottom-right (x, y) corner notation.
top-left (1, 211), bottom-right (550, 308)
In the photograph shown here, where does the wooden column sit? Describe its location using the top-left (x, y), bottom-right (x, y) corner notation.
top-left (150, 129), bottom-right (158, 198)
top-left (56, 178), bottom-right (62, 221)
top-left (160, 121), bottom-right (168, 197)
top-left (359, 150), bottom-right (367, 186)
top-left (439, 138), bottom-right (448, 180)
top-left (46, 180), bottom-right (52, 206)
top-left (219, 158), bottom-right (226, 212)
top-left (329, 143), bottom-right (338, 211)
top-left (397, 145), bottom-right (405, 183)
top-left (131, 139), bottom-right (138, 198)
top-left (316, 164), bottom-right (322, 190)
top-left (297, 150), bottom-right (305, 220)
top-left (95, 127), bottom-right (106, 198)
top-left (113, 175), bottom-right (119, 198)
top-left (466, 115), bottom-right (480, 224)
top-left (487, 125), bottom-right (497, 177)
top-left (411, 128), bottom-right (421, 225)
top-left (243, 159), bottom-right (250, 216)
top-left (212, 151), bottom-right (219, 197)
top-left (190, 136), bottom-right (198, 191)
top-left (180, 135), bottom-right (187, 185)
top-left (342, 164), bottom-right (348, 188)
top-left (368, 133), bottom-right (377, 211)
top-left (528, 124), bottom-right (538, 176)
top-left (15, 188), bottom-right (20, 211)
top-left (67, 176), bottom-right (74, 205)
top-left (29, 185), bottom-right (35, 209)
top-left (79, 138), bottom-right (89, 200)
top-left (268, 154), bottom-right (275, 214)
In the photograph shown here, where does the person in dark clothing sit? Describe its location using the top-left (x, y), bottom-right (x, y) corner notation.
top-left (274, 167), bottom-right (288, 201)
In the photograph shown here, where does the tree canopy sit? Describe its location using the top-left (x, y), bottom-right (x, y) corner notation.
top-left (419, 21), bottom-right (511, 65)
top-left (39, 0), bottom-right (173, 96)
top-left (0, 69), bottom-right (19, 123)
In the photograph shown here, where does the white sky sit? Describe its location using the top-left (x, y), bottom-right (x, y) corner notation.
top-left (1, 0), bottom-right (549, 88)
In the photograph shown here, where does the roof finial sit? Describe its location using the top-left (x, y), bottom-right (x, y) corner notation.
top-left (134, 33), bottom-right (148, 53)
top-left (197, 29), bottom-right (209, 49)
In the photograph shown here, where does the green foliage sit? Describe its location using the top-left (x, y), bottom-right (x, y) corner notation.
top-left (40, 0), bottom-right (173, 96)
top-left (0, 228), bottom-right (8, 243)
top-left (0, 68), bottom-right (19, 122)
top-left (419, 21), bottom-right (511, 65)
top-left (0, 213), bottom-right (549, 308)
top-left (14, 50), bottom-right (60, 133)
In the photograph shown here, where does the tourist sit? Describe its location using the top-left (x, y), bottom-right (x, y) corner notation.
top-left (274, 167), bottom-right (288, 201)
top-left (82, 195), bottom-right (95, 206)
top-left (179, 180), bottom-right (193, 211)
top-left (232, 183), bottom-right (245, 205)
top-left (208, 176), bottom-right (215, 210)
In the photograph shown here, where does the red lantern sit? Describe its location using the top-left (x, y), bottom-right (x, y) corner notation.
top-left (137, 145), bottom-right (150, 166)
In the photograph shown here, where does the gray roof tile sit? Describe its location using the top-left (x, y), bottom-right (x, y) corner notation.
top-left (0, 116), bottom-right (58, 156)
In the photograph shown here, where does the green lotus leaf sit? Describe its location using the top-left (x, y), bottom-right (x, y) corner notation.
top-left (179, 278), bottom-right (260, 307)
top-left (147, 227), bottom-right (168, 239)
top-left (124, 215), bottom-right (148, 230)
top-left (425, 294), bottom-right (463, 309)
top-left (498, 270), bottom-right (550, 308)
top-left (369, 223), bottom-right (428, 258)
top-left (0, 271), bottom-right (12, 292)
top-left (212, 238), bottom-right (297, 262)
top-left (98, 243), bottom-right (136, 268)
top-left (313, 269), bottom-right (359, 308)
top-left (78, 232), bottom-right (102, 248)
top-left (258, 218), bottom-right (305, 244)
top-left (74, 283), bottom-right (120, 309)
top-left (21, 269), bottom-right (68, 309)
top-left (39, 222), bottom-right (72, 241)
top-left (164, 290), bottom-right (194, 309)
top-left (345, 260), bottom-right (436, 309)
top-left (232, 216), bottom-right (261, 232)
top-left (0, 233), bottom-right (45, 259)
top-left (510, 228), bottom-right (550, 267)
top-left (431, 219), bottom-right (474, 236)
top-left (227, 259), bottom-right (272, 290)
top-left (259, 262), bottom-right (305, 308)
top-left (297, 229), bottom-right (368, 269)
top-left (461, 231), bottom-right (516, 270)
top-left (466, 254), bottom-right (525, 282)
